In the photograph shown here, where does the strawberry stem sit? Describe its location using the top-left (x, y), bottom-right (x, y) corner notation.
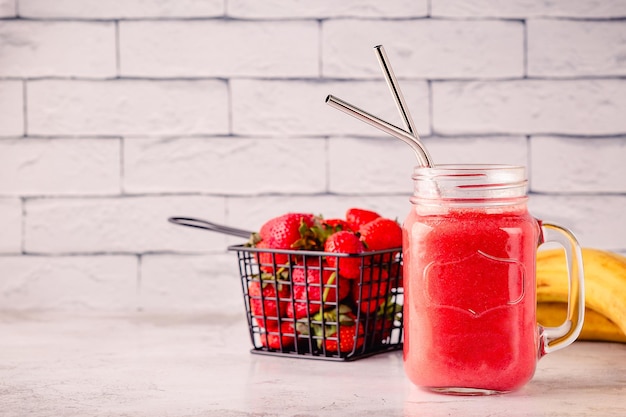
top-left (321, 271), bottom-right (337, 305)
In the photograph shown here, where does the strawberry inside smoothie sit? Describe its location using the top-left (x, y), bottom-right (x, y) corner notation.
top-left (402, 205), bottom-right (541, 393)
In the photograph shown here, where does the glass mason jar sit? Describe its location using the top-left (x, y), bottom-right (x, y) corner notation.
top-left (402, 165), bottom-right (584, 395)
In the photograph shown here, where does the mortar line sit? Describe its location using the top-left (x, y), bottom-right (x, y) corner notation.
top-left (115, 20), bottom-right (121, 77)
top-left (22, 80), bottom-right (28, 136)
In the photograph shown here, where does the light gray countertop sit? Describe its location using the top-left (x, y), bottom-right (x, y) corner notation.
top-left (1, 312), bottom-right (625, 417)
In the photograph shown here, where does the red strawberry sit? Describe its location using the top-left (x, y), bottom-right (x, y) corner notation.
top-left (317, 306), bottom-right (365, 353)
top-left (389, 261), bottom-right (404, 289)
top-left (324, 231), bottom-right (365, 279)
top-left (254, 239), bottom-right (284, 273)
top-left (248, 274), bottom-right (290, 330)
top-left (345, 208), bottom-right (380, 232)
top-left (366, 298), bottom-right (403, 345)
top-left (358, 217), bottom-right (402, 251)
top-left (286, 262), bottom-right (350, 319)
top-left (326, 322), bottom-right (365, 353)
top-left (322, 218), bottom-right (353, 233)
top-left (352, 267), bottom-right (389, 313)
top-left (259, 321), bottom-right (296, 350)
top-left (259, 212), bottom-right (316, 250)
top-left (253, 213), bottom-right (317, 271)
top-left (367, 316), bottom-right (396, 345)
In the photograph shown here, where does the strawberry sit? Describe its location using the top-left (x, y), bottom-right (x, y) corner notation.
top-left (321, 218), bottom-right (353, 233)
top-left (352, 267), bottom-right (389, 314)
top-left (389, 261), bottom-right (404, 289)
top-left (358, 217), bottom-right (402, 251)
top-left (345, 208), bottom-right (380, 232)
top-left (314, 305), bottom-right (365, 353)
top-left (254, 239), bottom-right (282, 273)
top-left (259, 212), bottom-right (316, 250)
top-left (259, 321), bottom-right (296, 350)
top-left (248, 273), bottom-right (290, 330)
top-left (366, 297), bottom-right (403, 345)
top-left (252, 213), bottom-right (317, 271)
top-left (326, 321), bottom-right (364, 353)
top-left (324, 230), bottom-right (365, 279)
top-left (286, 261), bottom-right (350, 319)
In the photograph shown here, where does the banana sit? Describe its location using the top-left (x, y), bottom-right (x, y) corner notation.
top-left (536, 248), bottom-right (626, 337)
top-left (537, 302), bottom-right (626, 343)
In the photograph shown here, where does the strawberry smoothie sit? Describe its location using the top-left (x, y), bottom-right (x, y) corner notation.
top-left (403, 204), bottom-right (541, 393)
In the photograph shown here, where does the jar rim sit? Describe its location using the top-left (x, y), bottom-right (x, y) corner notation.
top-left (411, 164), bottom-right (528, 203)
top-left (413, 164), bottom-right (525, 175)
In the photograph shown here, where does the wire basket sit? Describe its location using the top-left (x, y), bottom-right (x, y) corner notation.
top-left (229, 244), bottom-right (404, 361)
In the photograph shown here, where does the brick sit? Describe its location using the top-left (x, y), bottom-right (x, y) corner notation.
top-left (0, 255), bottom-right (137, 310)
top-left (322, 20), bottom-right (524, 79)
top-left (139, 253), bottom-right (243, 313)
top-left (432, 80), bottom-right (626, 135)
top-left (226, 194), bottom-right (410, 241)
top-left (0, 138), bottom-right (121, 196)
top-left (328, 136), bottom-right (416, 194)
top-left (0, 81), bottom-right (23, 137)
top-left (528, 19), bottom-right (626, 77)
top-left (18, 0), bottom-right (224, 18)
top-left (120, 20), bottom-right (318, 78)
top-left (228, 0), bottom-right (427, 18)
top-left (27, 80), bottom-right (229, 136)
top-left (0, 21), bottom-right (116, 78)
top-left (529, 194), bottom-right (626, 251)
top-left (432, 0), bottom-right (626, 18)
top-left (231, 79), bottom-right (430, 137)
top-left (530, 136), bottom-right (626, 193)
top-left (123, 137), bottom-right (326, 194)
top-left (0, 0), bottom-right (16, 17)
top-left (424, 135), bottom-right (528, 166)
top-left (24, 196), bottom-right (228, 254)
top-left (0, 199), bottom-right (21, 253)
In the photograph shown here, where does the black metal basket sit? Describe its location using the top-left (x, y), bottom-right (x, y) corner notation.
top-left (229, 244), bottom-right (404, 361)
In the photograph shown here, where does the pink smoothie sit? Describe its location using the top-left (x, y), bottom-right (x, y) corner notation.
top-left (403, 205), bottom-right (541, 393)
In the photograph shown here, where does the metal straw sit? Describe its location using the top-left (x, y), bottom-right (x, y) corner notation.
top-left (374, 45), bottom-right (418, 137)
top-left (325, 94), bottom-right (433, 167)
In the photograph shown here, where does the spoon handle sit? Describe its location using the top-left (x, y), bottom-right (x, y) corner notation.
top-left (168, 217), bottom-right (253, 239)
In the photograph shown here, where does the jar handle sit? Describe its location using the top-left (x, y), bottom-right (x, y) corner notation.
top-left (538, 222), bottom-right (585, 355)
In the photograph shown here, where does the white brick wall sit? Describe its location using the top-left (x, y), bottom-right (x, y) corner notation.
top-left (322, 20), bottom-right (524, 79)
top-left (431, 0), bottom-right (626, 18)
top-left (0, 0), bottom-right (16, 17)
top-left (0, 255), bottom-right (138, 310)
top-left (227, 0), bottom-right (429, 18)
top-left (123, 137), bottom-right (327, 194)
top-left (18, 0), bottom-right (225, 18)
top-left (0, 21), bottom-right (116, 77)
top-left (231, 79), bottom-right (431, 136)
top-left (1, 0), bottom-right (624, 313)
top-left (527, 19), bottom-right (626, 77)
top-left (0, 81), bottom-right (24, 136)
top-left (119, 21), bottom-right (319, 78)
top-left (432, 80), bottom-right (626, 135)
top-left (27, 80), bottom-right (230, 136)
top-left (0, 198), bottom-right (22, 253)
top-left (0, 138), bottom-right (121, 195)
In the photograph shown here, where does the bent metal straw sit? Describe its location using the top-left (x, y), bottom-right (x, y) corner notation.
top-left (325, 94), bottom-right (433, 168)
top-left (374, 45), bottom-right (418, 138)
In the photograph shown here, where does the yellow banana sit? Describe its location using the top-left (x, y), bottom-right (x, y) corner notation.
top-left (537, 302), bottom-right (626, 343)
top-left (536, 248), bottom-right (626, 337)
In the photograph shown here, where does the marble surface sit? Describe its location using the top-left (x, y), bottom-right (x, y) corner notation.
top-left (1, 311), bottom-right (625, 417)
